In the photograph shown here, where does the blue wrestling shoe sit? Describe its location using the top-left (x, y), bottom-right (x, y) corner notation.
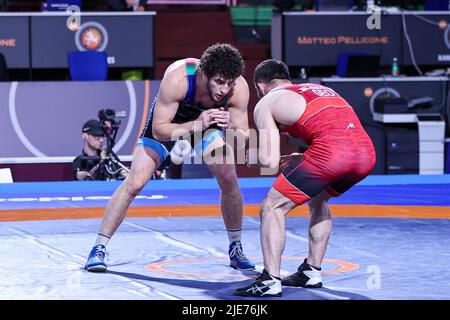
top-left (229, 241), bottom-right (255, 270)
top-left (85, 245), bottom-right (107, 272)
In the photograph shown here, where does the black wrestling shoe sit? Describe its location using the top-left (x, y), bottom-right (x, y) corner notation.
top-left (281, 258), bottom-right (322, 288)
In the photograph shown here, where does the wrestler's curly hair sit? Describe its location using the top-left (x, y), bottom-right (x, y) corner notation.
top-left (199, 43), bottom-right (245, 80)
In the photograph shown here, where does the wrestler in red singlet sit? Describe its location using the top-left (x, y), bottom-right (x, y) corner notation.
top-left (273, 83), bottom-right (376, 205)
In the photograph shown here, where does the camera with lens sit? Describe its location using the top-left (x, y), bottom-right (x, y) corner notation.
top-left (98, 108), bottom-right (127, 139)
top-left (98, 109), bottom-right (124, 135)
top-left (99, 109), bottom-right (119, 125)
top-left (89, 108), bottom-right (129, 180)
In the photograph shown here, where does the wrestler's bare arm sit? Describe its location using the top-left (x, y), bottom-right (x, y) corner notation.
top-left (253, 97), bottom-right (280, 169)
top-left (152, 65), bottom-right (218, 141)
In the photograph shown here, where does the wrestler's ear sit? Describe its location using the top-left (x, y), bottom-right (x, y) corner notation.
top-left (255, 82), bottom-right (265, 98)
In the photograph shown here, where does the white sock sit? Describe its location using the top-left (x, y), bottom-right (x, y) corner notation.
top-left (227, 229), bottom-right (242, 244)
top-left (95, 233), bottom-right (111, 247)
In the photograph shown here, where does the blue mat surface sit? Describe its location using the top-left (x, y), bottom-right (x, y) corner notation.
top-left (1, 216), bottom-right (449, 299)
top-left (1, 175), bottom-right (449, 300)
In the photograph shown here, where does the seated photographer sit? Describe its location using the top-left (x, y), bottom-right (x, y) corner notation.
top-left (72, 119), bottom-right (129, 181)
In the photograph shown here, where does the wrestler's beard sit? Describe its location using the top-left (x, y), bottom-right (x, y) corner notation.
top-left (206, 81), bottom-right (219, 104)
top-left (207, 81), bottom-right (230, 105)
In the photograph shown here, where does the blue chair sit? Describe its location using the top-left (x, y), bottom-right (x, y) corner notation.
top-left (425, 0), bottom-right (448, 10)
top-left (68, 51), bottom-right (108, 81)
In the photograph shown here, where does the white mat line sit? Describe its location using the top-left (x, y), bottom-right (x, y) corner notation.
top-left (6, 226), bottom-right (85, 265)
top-left (5, 226), bottom-right (178, 300)
top-left (124, 221), bottom-right (227, 257)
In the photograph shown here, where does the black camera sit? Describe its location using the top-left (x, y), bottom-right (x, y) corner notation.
top-left (97, 108), bottom-right (127, 151)
top-left (98, 108), bottom-right (127, 136)
top-left (99, 108), bottom-right (119, 125)
top-left (89, 108), bottom-right (130, 180)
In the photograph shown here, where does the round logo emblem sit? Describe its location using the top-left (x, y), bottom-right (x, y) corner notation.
top-left (75, 22), bottom-right (108, 51)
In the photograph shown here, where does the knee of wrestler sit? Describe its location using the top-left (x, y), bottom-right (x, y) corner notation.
top-left (123, 175), bottom-right (146, 197)
top-left (215, 169), bottom-right (239, 194)
top-left (259, 198), bottom-right (276, 218)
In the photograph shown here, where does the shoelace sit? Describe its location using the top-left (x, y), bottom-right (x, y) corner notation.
top-left (93, 246), bottom-right (109, 261)
top-left (229, 243), bottom-right (249, 262)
